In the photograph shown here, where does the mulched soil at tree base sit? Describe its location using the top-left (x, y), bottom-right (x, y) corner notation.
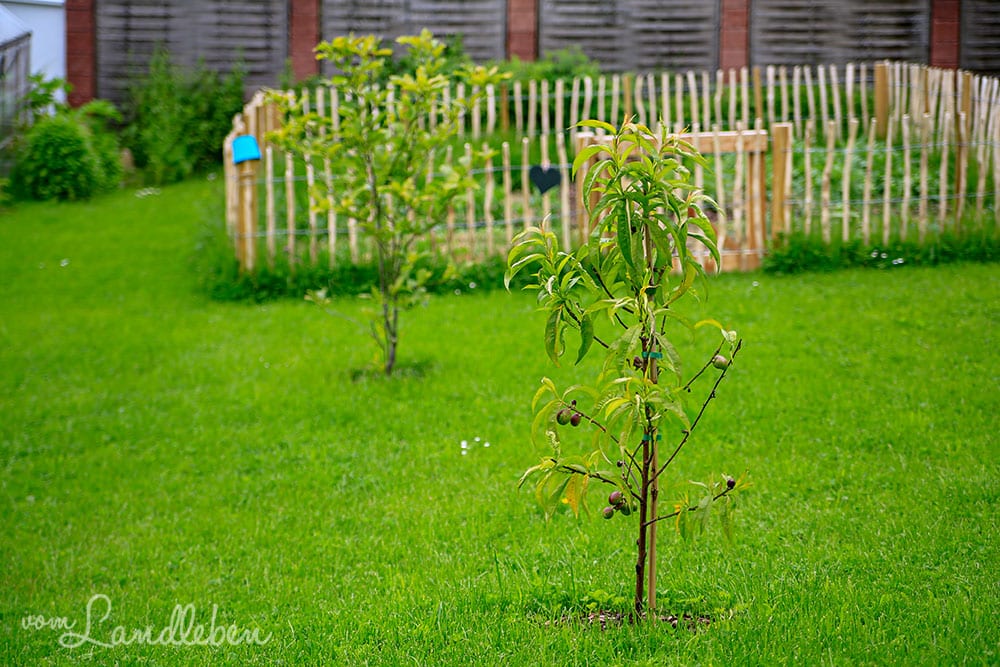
top-left (544, 610), bottom-right (712, 631)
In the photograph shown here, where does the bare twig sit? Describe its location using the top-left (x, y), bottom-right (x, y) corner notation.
top-left (641, 484), bottom-right (736, 528)
top-left (682, 339), bottom-right (727, 391)
top-left (650, 338), bottom-right (742, 485)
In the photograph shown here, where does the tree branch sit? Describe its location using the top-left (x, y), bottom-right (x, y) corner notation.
top-left (682, 339), bottom-right (727, 392)
top-left (650, 338), bottom-right (742, 485)
top-left (641, 484), bottom-right (736, 528)
top-left (562, 303), bottom-right (611, 349)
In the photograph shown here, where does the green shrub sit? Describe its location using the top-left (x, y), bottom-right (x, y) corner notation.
top-left (9, 99), bottom-right (122, 202)
top-left (498, 47), bottom-right (601, 83)
top-left (75, 100), bottom-right (123, 192)
top-left (123, 48), bottom-right (245, 184)
top-left (10, 115), bottom-right (100, 201)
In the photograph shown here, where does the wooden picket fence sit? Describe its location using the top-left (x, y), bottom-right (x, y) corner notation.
top-left (224, 61), bottom-right (1000, 273)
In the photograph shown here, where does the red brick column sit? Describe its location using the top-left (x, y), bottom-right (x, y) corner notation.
top-left (290, 0), bottom-right (321, 81)
top-left (65, 0), bottom-right (97, 106)
top-left (930, 0), bottom-right (960, 69)
top-left (507, 0), bottom-right (538, 61)
top-left (720, 0), bottom-right (749, 70)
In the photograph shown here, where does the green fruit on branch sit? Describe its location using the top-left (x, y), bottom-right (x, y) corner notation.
top-left (602, 506), bottom-right (615, 520)
top-left (618, 503), bottom-right (632, 516)
top-left (570, 412), bottom-right (582, 427)
top-left (556, 408), bottom-right (572, 425)
top-left (712, 354), bottom-right (730, 370)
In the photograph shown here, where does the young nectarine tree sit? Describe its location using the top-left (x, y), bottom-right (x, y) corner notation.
top-left (271, 31), bottom-right (507, 375)
top-left (506, 119), bottom-right (747, 618)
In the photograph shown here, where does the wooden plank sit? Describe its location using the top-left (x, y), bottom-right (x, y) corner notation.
top-left (882, 116), bottom-right (894, 245)
top-left (862, 117), bottom-right (877, 245)
top-left (728, 68), bottom-right (737, 130)
top-left (465, 143), bottom-right (477, 255)
top-left (902, 115), bottom-right (912, 240)
top-left (542, 79), bottom-right (551, 135)
top-left (843, 118), bottom-right (860, 242)
top-left (502, 142), bottom-right (514, 245)
top-left (711, 124), bottom-right (727, 255)
top-left (265, 145), bottom-right (276, 268)
top-left (557, 132), bottom-right (572, 252)
top-left (820, 119), bottom-right (836, 244)
top-left (483, 142), bottom-right (496, 256)
top-left (688, 70), bottom-right (700, 128)
top-left (939, 111), bottom-right (951, 228)
top-left (521, 137), bottom-right (533, 228)
top-left (514, 81), bottom-right (524, 134)
top-left (919, 112), bottom-right (930, 242)
top-left (714, 70), bottom-right (724, 131)
top-left (804, 120), bottom-right (814, 235)
top-left (771, 123), bottom-right (792, 237)
top-left (874, 62), bottom-right (889, 139)
top-left (733, 123), bottom-right (746, 265)
top-left (284, 151), bottom-right (296, 264)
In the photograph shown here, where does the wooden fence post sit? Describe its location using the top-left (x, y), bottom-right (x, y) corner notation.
top-left (771, 123), bottom-right (793, 237)
top-left (238, 159), bottom-right (257, 273)
top-left (875, 62), bottom-right (889, 139)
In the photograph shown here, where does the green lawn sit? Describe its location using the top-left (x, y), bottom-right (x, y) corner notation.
top-left (1, 178), bottom-right (998, 665)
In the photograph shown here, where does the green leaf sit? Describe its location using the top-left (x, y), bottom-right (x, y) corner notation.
top-left (530, 398), bottom-right (560, 448)
top-left (544, 307), bottom-right (565, 365)
top-left (616, 210), bottom-right (636, 277)
top-left (572, 144), bottom-right (611, 178)
top-left (575, 314), bottom-right (594, 365)
top-left (563, 473), bottom-right (587, 517)
top-left (575, 119), bottom-right (617, 134)
top-left (518, 458), bottom-right (555, 488)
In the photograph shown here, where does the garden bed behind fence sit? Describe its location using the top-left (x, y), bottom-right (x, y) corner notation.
top-left (223, 61), bottom-right (1000, 274)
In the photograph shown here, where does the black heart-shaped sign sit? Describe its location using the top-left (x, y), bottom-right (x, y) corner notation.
top-left (529, 165), bottom-right (561, 194)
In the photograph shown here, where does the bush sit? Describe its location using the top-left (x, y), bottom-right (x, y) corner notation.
top-left (123, 48), bottom-right (245, 185)
top-left (10, 115), bottom-right (101, 201)
top-left (498, 47), bottom-right (601, 83)
top-left (9, 99), bottom-right (122, 202)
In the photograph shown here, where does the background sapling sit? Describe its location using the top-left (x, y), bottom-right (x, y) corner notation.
top-left (271, 31), bottom-right (508, 375)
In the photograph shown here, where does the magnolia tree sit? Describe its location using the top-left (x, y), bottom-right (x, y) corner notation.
top-left (271, 31), bottom-right (507, 375)
top-left (506, 119), bottom-right (747, 618)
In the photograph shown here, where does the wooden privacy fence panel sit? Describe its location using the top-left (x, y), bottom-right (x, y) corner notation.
top-left (95, 0), bottom-right (287, 103)
top-left (961, 0), bottom-right (1000, 74)
top-left (321, 0), bottom-right (506, 65)
top-left (224, 61), bottom-right (1000, 275)
top-left (538, 0), bottom-right (719, 73)
top-left (750, 0), bottom-right (929, 67)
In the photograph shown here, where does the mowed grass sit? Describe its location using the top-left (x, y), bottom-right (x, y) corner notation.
top-left (0, 178), bottom-right (998, 666)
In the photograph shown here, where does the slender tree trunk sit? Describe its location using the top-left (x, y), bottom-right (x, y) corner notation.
top-left (643, 213), bottom-right (660, 613)
top-left (634, 437), bottom-right (649, 618)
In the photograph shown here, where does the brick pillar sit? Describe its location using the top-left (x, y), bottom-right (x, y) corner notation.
top-left (507, 0), bottom-right (538, 61)
top-left (720, 0), bottom-right (750, 70)
top-left (65, 0), bottom-right (97, 106)
top-left (930, 0), bottom-right (960, 69)
top-left (290, 0), bottom-right (321, 81)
